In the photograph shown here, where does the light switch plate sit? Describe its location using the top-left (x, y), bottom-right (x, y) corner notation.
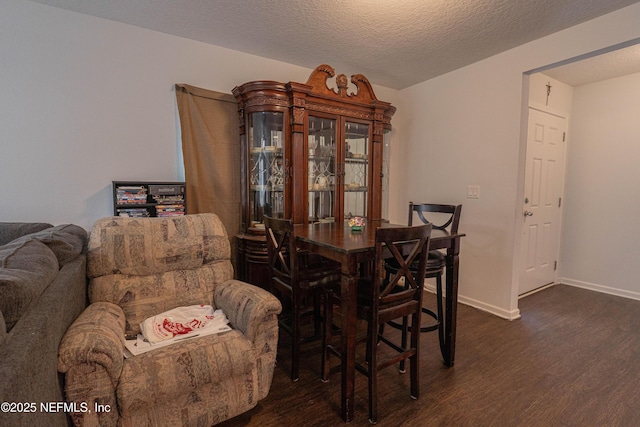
top-left (467, 185), bottom-right (480, 199)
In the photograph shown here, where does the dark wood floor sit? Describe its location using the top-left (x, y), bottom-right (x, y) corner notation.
top-left (219, 285), bottom-right (640, 426)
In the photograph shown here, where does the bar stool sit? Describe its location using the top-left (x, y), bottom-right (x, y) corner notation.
top-left (322, 224), bottom-right (432, 424)
top-left (264, 215), bottom-right (341, 381)
top-left (384, 202), bottom-right (462, 371)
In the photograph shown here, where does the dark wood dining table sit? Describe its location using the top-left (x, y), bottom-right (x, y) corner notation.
top-left (295, 220), bottom-right (464, 423)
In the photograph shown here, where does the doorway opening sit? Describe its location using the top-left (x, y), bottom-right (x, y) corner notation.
top-left (516, 38), bottom-right (640, 301)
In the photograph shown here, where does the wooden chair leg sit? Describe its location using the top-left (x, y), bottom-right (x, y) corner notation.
top-left (410, 310), bottom-right (420, 399)
top-left (291, 292), bottom-right (301, 382)
top-left (368, 318), bottom-right (379, 424)
top-left (398, 314), bottom-right (408, 373)
top-left (313, 291), bottom-right (322, 338)
top-left (321, 292), bottom-right (332, 382)
top-left (435, 274), bottom-right (446, 359)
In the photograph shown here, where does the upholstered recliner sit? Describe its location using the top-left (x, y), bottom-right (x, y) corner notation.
top-left (58, 213), bottom-right (282, 426)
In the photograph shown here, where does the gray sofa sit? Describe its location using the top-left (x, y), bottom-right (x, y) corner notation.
top-left (0, 222), bottom-right (88, 427)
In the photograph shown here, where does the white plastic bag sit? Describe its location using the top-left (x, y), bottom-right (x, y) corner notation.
top-left (140, 304), bottom-right (230, 343)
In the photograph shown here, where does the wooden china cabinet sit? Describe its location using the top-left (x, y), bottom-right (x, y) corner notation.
top-left (233, 64), bottom-right (395, 288)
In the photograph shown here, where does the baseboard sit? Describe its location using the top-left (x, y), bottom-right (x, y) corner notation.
top-left (459, 294), bottom-right (522, 320)
top-left (423, 283), bottom-right (522, 321)
top-left (425, 278), bottom-right (640, 322)
top-left (518, 282), bottom-right (556, 299)
top-left (557, 277), bottom-right (640, 302)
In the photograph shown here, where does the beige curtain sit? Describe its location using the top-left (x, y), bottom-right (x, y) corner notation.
top-left (175, 84), bottom-right (240, 267)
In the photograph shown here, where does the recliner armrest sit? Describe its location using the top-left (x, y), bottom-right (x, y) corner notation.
top-left (58, 301), bottom-right (126, 385)
top-left (214, 279), bottom-right (282, 342)
top-left (215, 279), bottom-right (282, 401)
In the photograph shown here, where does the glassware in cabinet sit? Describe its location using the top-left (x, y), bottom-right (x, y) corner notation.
top-left (344, 121), bottom-right (370, 219)
top-left (307, 116), bottom-right (337, 223)
top-left (381, 128), bottom-right (392, 221)
top-left (248, 111), bottom-right (284, 228)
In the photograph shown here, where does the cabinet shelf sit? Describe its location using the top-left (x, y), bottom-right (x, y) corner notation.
top-left (251, 150), bottom-right (283, 158)
top-left (251, 185), bottom-right (284, 192)
top-left (345, 157), bottom-right (368, 163)
top-left (306, 186), bottom-right (367, 192)
top-left (308, 186), bottom-right (335, 192)
top-left (308, 155), bottom-right (335, 161)
top-left (115, 203), bottom-right (155, 208)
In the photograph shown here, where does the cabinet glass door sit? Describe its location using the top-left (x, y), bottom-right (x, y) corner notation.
top-left (381, 128), bottom-right (391, 221)
top-left (308, 116), bottom-right (336, 223)
top-left (344, 121), bottom-right (369, 219)
top-left (248, 111), bottom-right (284, 227)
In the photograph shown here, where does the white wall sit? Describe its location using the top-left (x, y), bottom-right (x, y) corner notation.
top-left (558, 72), bottom-right (640, 299)
top-left (528, 73), bottom-right (574, 115)
top-left (0, 0), bottom-right (402, 231)
top-left (398, 2), bottom-right (640, 319)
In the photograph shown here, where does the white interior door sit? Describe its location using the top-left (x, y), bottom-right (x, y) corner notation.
top-left (519, 108), bottom-right (566, 295)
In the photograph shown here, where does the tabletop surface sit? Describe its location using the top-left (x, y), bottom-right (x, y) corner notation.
top-left (294, 220), bottom-right (463, 254)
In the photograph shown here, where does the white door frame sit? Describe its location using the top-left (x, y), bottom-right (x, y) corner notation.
top-left (520, 106), bottom-right (567, 295)
top-left (514, 98), bottom-right (569, 305)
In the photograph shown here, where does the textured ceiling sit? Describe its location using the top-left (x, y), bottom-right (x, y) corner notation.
top-left (542, 43), bottom-right (640, 86)
top-left (30, 0), bottom-right (640, 89)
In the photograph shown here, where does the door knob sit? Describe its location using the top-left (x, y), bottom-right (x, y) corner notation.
top-left (524, 210), bottom-right (533, 217)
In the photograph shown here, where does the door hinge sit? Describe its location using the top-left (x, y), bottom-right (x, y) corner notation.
top-left (558, 197), bottom-right (562, 208)
top-left (554, 261), bottom-right (557, 271)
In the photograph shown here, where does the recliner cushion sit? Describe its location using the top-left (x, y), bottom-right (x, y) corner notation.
top-left (0, 239), bottom-right (58, 330)
top-left (89, 261), bottom-right (234, 335)
top-left (87, 215), bottom-right (230, 278)
top-left (117, 329), bottom-right (257, 413)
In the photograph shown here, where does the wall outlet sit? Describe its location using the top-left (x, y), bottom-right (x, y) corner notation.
top-left (467, 185), bottom-right (480, 199)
